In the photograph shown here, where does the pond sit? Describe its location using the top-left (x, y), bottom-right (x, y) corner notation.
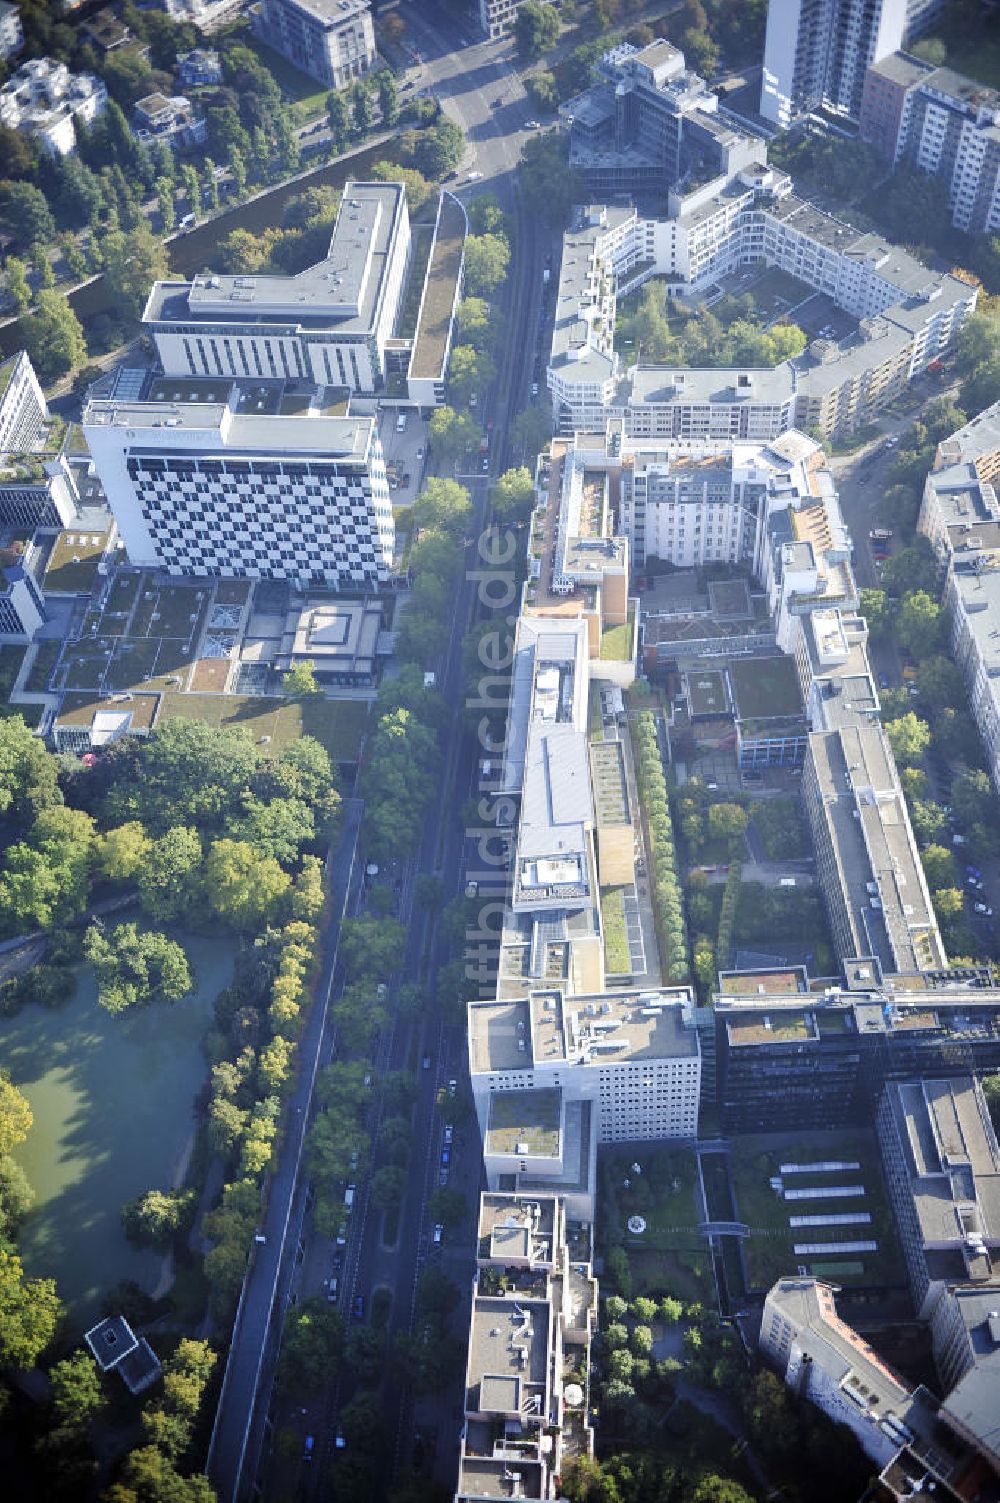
top-left (0, 928), bottom-right (235, 1331)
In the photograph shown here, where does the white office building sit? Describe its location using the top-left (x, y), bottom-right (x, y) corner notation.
top-left (83, 373), bottom-right (393, 588)
top-left (144, 181), bottom-right (411, 395)
top-left (252, 0), bottom-right (375, 89)
top-left (0, 57), bottom-right (107, 155)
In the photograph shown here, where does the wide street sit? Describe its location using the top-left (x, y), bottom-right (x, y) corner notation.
top-left (206, 8), bottom-right (552, 1501)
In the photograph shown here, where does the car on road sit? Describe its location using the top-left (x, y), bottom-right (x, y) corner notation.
top-left (335, 1431), bottom-right (346, 1450)
top-left (531, 382), bottom-right (539, 396)
top-left (422, 1055), bottom-right (431, 1070)
top-left (352, 1294), bottom-right (365, 1320)
top-left (525, 119), bottom-right (540, 128)
top-left (439, 1167), bottom-right (449, 1186)
top-left (466, 171), bottom-right (483, 181)
top-left (443, 1124), bottom-right (454, 1144)
top-left (324, 1277), bottom-right (338, 1301)
top-left (448, 1078), bottom-right (458, 1096)
top-left (870, 528), bottom-right (893, 540)
top-left (975, 902), bottom-right (994, 916)
top-left (465, 879), bottom-right (479, 899)
top-left (304, 1436), bottom-right (315, 1461)
top-left (433, 1223), bottom-right (444, 1243)
top-left (492, 96), bottom-right (503, 107)
top-left (441, 1146), bottom-right (451, 1166)
top-left (482, 456), bottom-right (490, 472)
top-left (336, 1222), bottom-right (347, 1246)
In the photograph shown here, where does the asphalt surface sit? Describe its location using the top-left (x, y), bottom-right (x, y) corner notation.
top-left (208, 9), bottom-right (552, 1501)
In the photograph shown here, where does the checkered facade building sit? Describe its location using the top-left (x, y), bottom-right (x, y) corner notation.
top-left (125, 453), bottom-right (392, 586)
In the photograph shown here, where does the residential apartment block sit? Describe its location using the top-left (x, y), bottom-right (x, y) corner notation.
top-left (252, 0), bottom-right (375, 89)
top-left (478, 0), bottom-right (522, 39)
top-left (760, 0), bottom-right (945, 126)
top-left (0, 352), bottom-right (79, 528)
top-left (0, 57), bottom-right (107, 156)
top-left (562, 39), bottom-right (764, 196)
top-left (760, 1277), bottom-right (993, 1500)
top-left (547, 169), bottom-right (975, 441)
top-left (83, 371), bottom-right (393, 587)
top-left (917, 402), bottom-right (1000, 796)
top-left (860, 52), bottom-right (1000, 234)
top-left (456, 1194), bottom-right (596, 1500)
top-left (0, 1), bottom-right (23, 61)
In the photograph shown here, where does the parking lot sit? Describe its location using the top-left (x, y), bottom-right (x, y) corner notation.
top-left (379, 409), bottom-right (429, 507)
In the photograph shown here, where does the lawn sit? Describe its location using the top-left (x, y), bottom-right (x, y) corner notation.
top-left (729, 1131), bottom-right (907, 1292)
top-left (601, 886), bottom-right (631, 974)
top-left (26, 640), bottom-right (61, 693)
top-left (600, 610), bottom-right (635, 662)
top-left (601, 1146), bottom-right (704, 1249)
top-left (246, 37), bottom-right (330, 121)
top-left (158, 691), bottom-right (370, 763)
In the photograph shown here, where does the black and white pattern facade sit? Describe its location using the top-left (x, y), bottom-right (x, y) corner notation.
top-left (125, 453), bottom-right (392, 586)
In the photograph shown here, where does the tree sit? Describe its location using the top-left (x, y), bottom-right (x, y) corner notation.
top-left (410, 119), bottom-right (464, 178)
top-left (448, 343), bottom-right (495, 406)
top-left (327, 89), bottom-right (350, 149)
top-left (681, 26), bottom-right (719, 76)
top-left (511, 404), bottom-right (551, 460)
top-left (121, 1187), bottom-right (196, 1250)
top-left (84, 923), bottom-right (192, 1014)
top-left (515, 1), bottom-right (560, 55)
top-left (707, 803), bottom-right (748, 848)
top-left (0, 1073), bottom-right (31, 1156)
top-left (278, 1296), bottom-right (343, 1391)
top-left (49, 1351), bottom-right (103, 1431)
top-left (457, 295), bottom-right (497, 352)
top-left (897, 590), bottom-right (943, 661)
top-left (0, 1156), bottom-right (33, 1239)
top-left (370, 1163), bottom-right (406, 1210)
top-left (22, 290), bottom-right (85, 380)
top-left (371, 159), bottom-right (431, 213)
top-left (858, 587), bottom-right (890, 638)
top-left (921, 843), bottom-right (956, 891)
top-left (205, 839), bottom-right (290, 930)
top-left (228, 795), bottom-right (314, 866)
top-left (0, 1248), bottom-right (61, 1367)
top-left (103, 224), bottom-right (170, 321)
top-left (376, 69), bottom-right (399, 125)
top-left (983, 1073), bottom-right (1000, 1134)
top-left (933, 886), bottom-right (964, 920)
top-left (0, 181), bottom-right (55, 250)
top-left (885, 711), bottom-right (931, 767)
top-left (339, 916), bottom-right (406, 982)
top-left (463, 234), bottom-right (511, 296)
top-left (411, 476), bottom-right (474, 539)
top-left (351, 79), bottom-right (376, 135)
top-left (137, 824), bottom-right (203, 924)
top-left (428, 404), bottom-right (478, 461)
top-left (519, 132), bottom-right (581, 226)
top-left (915, 654), bottom-right (964, 709)
top-left (6, 256), bottom-right (31, 314)
top-left (283, 660), bottom-right (322, 697)
top-left (491, 466), bottom-right (534, 521)
top-left (526, 70), bottom-right (560, 113)
top-left (107, 719), bottom-right (260, 834)
top-left (95, 821), bottom-right (151, 883)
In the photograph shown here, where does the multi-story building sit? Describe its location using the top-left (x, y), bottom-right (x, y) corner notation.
top-left (252, 0), bottom-right (374, 89)
top-left (456, 1193), bottom-right (596, 1500)
top-left (83, 371), bottom-right (393, 588)
top-left (0, 58), bottom-right (107, 156)
top-left (860, 53), bottom-right (1000, 234)
top-left (132, 92), bottom-right (207, 149)
top-left (176, 48), bottom-right (222, 87)
top-left (917, 402), bottom-right (1000, 795)
top-left (929, 1283), bottom-right (1000, 1478)
top-left (562, 39), bottom-right (765, 197)
top-left (877, 1075), bottom-right (1000, 1318)
top-left (478, 0), bottom-right (521, 40)
top-left (760, 1277), bottom-right (991, 1500)
top-left (713, 977), bottom-right (1000, 1134)
top-left (547, 175), bottom-right (976, 441)
top-left (760, 0), bottom-right (946, 127)
top-left (0, 353), bottom-right (79, 528)
top-left (0, 1), bottom-right (23, 62)
top-left (804, 723), bottom-right (946, 978)
top-left (144, 181), bottom-right (413, 397)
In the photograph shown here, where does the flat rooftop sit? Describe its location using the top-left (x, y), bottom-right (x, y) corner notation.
top-left (144, 180), bottom-right (406, 337)
top-left (486, 1089), bottom-right (562, 1159)
top-left (457, 1457), bottom-right (544, 1499)
top-left (470, 987), bottom-right (698, 1074)
top-left (808, 725), bottom-right (944, 974)
top-left (466, 1296), bottom-right (549, 1414)
top-left (478, 1194), bottom-right (558, 1263)
top-left (729, 654), bottom-right (802, 721)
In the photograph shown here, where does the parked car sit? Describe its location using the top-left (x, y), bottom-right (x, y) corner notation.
top-left (352, 1294), bottom-right (365, 1320)
top-left (975, 902), bottom-right (994, 916)
top-left (433, 1223), bottom-right (444, 1244)
top-left (443, 1124), bottom-right (454, 1144)
top-left (441, 1146), bottom-right (451, 1166)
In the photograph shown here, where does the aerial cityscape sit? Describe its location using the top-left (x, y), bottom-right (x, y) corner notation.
top-left (0, 0), bottom-right (998, 1501)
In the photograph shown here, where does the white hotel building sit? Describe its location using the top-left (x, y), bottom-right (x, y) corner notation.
top-left (83, 373), bottom-right (392, 588)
